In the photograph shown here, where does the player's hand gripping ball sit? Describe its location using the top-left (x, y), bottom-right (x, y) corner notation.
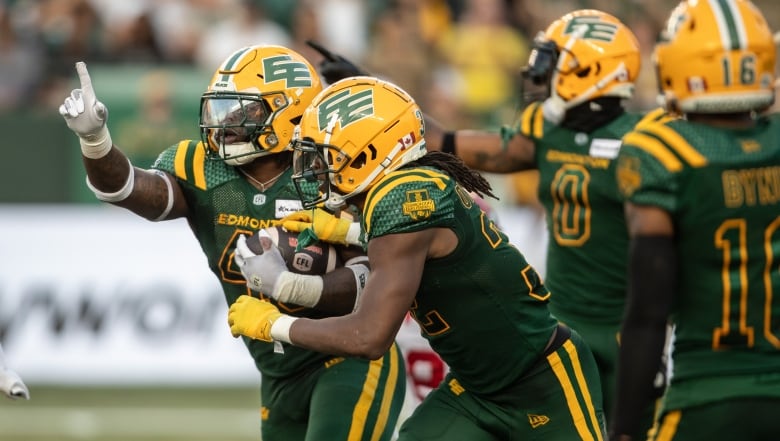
top-left (234, 226), bottom-right (341, 294)
top-left (245, 225), bottom-right (341, 275)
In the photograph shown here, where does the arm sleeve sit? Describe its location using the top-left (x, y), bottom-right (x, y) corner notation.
top-left (610, 235), bottom-right (676, 438)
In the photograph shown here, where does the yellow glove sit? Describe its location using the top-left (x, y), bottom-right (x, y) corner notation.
top-left (228, 295), bottom-right (283, 342)
top-left (278, 208), bottom-right (362, 246)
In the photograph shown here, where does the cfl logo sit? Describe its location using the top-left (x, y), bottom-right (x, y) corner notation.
top-left (292, 253), bottom-right (314, 272)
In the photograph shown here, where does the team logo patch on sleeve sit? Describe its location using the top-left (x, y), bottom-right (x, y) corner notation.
top-left (616, 155), bottom-right (642, 197)
top-left (402, 189), bottom-right (435, 221)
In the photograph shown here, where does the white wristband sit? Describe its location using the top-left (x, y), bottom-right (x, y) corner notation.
top-left (345, 263), bottom-right (370, 311)
top-left (270, 315), bottom-right (298, 343)
top-left (85, 158), bottom-right (135, 202)
top-left (79, 126), bottom-right (113, 159)
top-left (272, 271), bottom-right (324, 308)
top-left (152, 170), bottom-right (174, 222)
top-left (345, 222), bottom-right (362, 246)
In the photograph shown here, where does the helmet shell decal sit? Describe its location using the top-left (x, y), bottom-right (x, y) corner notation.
top-left (317, 88), bottom-right (374, 132)
top-left (562, 15), bottom-right (620, 42)
top-left (262, 55), bottom-right (313, 88)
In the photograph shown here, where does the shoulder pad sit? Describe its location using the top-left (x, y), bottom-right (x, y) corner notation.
top-left (152, 140), bottom-right (239, 190)
top-left (519, 101), bottom-right (545, 139)
top-left (623, 119), bottom-right (708, 172)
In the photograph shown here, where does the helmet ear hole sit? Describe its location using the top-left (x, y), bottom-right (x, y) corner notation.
top-left (576, 66), bottom-right (592, 78)
top-left (350, 151), bottom-right (368, 169)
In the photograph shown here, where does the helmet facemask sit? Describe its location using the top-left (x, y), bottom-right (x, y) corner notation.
top-left (520, 35), bottom-right (559, 105)
top-left (200, 92), bottom-right (290, 166)
top-left (291, 138), bottom-right (347, 210)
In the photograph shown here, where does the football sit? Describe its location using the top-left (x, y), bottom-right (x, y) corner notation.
top-left (245, 226), bottom-right (341, 275)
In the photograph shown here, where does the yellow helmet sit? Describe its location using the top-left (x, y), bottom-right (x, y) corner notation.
top-left (199, 45), bottom-right (322, 166)
top-left (654, 0), bottom-right (776, 114)
top-left (291, 76), bottom-right (427, 209)
top-left (524, 10), bottom-right (640, 122)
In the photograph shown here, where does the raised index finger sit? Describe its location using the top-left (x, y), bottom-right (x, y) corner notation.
top-left (75, 61), bottom-right (94, 96)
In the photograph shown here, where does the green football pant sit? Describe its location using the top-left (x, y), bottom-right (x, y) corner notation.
top-left (555, 315), bottom-right (661, 439)
top-left (259, 342), bottom-right (406, 441)
top-left (397, 327), bottom-right (606, 440)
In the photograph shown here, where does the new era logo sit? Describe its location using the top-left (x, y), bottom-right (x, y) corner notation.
top-left (528, 414), bottom-right (550, 428)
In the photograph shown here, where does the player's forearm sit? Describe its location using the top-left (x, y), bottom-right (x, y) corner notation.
top-left (288, 313), bottom-right (397, 360)
top-left (314, 256), bottom-right (370, 314)
top-left (84, 146), bottom-right (185, 221)
top-left (610, 235), bottom-right (676, 438)
top-left (82, 145), bottom-right (131, 192)
top-left (434, 130), bottom-right (535, 173)
top-left (611, 320), bottom-right (667, 437)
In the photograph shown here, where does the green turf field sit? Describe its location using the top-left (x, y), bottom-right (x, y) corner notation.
top-left (0, 385), bottom-right (263, 441)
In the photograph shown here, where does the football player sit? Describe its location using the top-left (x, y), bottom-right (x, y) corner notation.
top-left (58, 45), bottom-right (405, 441)
top-left (228, 76), bottom-right (607, 440)
top-left (610, 1), bottom-right (780, 440)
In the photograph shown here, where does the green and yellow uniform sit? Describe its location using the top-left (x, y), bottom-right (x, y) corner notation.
top-left (519, 102), bottom-right (669, 428)
top-left (152, 140), bottom-right (405, 441)
top-left (617, 115), bottom-right (780, 440)
top-left (363, 166), bottom-right (605, 440)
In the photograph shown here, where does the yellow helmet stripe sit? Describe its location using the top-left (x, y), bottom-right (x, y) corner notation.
top-left (219, 46), bottom-right (252, 76)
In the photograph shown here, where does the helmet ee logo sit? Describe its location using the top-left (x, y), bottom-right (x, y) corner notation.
top-left (564, 16), bottom-right (619, 42)
top-left (262, 55), bottom-right (313, 88)
top-left (317, 88), bottom-right (374, 132)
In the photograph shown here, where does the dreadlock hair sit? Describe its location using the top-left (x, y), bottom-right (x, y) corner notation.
top-left (407, 151), bottom-right (498, 201)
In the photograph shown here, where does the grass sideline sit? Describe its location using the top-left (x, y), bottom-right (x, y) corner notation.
top-left (0, 385), bottom-right (262, 441)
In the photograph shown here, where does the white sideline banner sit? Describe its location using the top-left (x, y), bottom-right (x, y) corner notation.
top-left (0, 205), bottom-right (450, 394)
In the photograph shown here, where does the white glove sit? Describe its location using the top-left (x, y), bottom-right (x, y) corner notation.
top-left (58, 61), bottom-right (113, 159)
top-left (234, 232), bottom-right (287, 295)
top-left (0, 367), bottom-right (29, 400)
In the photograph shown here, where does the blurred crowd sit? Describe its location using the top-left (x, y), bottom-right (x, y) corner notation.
top-left (7, 0), bottom-right (767, 124)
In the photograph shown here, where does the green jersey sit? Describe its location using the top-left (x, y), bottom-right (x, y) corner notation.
top-left (617, 114), bottom-right (780, 407)
top-left (362, 166), bottom-right (558, 396)
top-left (520, 102), bottom-right (667, 325)
top-left (152, 140), bottom-right (332, 379)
